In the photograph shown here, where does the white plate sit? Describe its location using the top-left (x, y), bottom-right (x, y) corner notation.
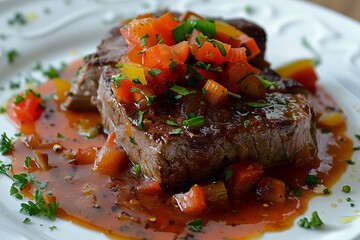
top-left (0, 0), bottom-right (360, 239)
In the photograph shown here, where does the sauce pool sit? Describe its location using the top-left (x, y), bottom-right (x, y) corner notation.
top-left (7, 62), bottom-right (353, 239)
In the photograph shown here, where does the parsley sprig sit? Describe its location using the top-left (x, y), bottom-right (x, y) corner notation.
top-left (0, 132), bottom-right (13, 155)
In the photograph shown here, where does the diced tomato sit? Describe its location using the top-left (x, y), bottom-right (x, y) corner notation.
top-left (120, 17), bottom-right (157, 49)
top-left (111, 79), bottom-right (135, 105)
top-left (137, 178), bottom-right (162, 195)
top-left (153, 12), bottom-right (179, 45)
top-left (143, 41), bottom-right (190, 68)
top-left (275, 59), bottom-right (318, 93)
top-left (220, 60), bottom-right (259, 92)
top-left (188, 29), bottom-right (205, 55)
top-left (222, 161), bottom-right (263, 198)
top-left (126, 45), bottom-right (143, 64)
top-left (12, 90), bottom-right (44, 123)
top-left (194, 40), bottom-right (231, 65)
top-left (145, 68), bottom-right (177, 94)
top-left (174, 184), bottom-right (207, 215)
top-left (93, 132), bottom-right (128, 177)
top-left (226, 47), bottom-right (247, 63)
top-left (256, 177), bottom-right (286, 204)
top-left (194, 67), bottom-right (217, 83)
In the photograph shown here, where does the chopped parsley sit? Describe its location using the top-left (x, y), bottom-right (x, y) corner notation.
top-left (7, 49), bottom-right (19, 64)
top-left (323, 188), bottom-right (331, 195)
top-left (0, 132), bottom-right (13, 155)
top-left (169, 128), bottom-right (183, 135)
top-left (10, 81), bottom-right (21, 89)
top-left (0, 106), bottom-right (6, 114)
top-left (194, 61), bottom-right (222, 72)
top-left (43, 66), bottom-right (60, 78)
top-left (224, 170), bottom-right (234, 181)
top-left (0, 160), bottom-right (12, 178)
top-left (187, 218), bottom-right (203, 232)
top-left (24, 156), bottom-right (32, 168)
top-left (49, 225), bottom-right (58, 231)
top-left (110, 73), bottom-right (126, 88)
top-left (305, 174), bottom-right (318, 186)
top-left (243, 120), bottom-right (250, 127)
top-left (8, 12), bottom-right (27, 26)
top-left (20, 189), bottom-right (59, 220)
top-left (129, 87), bottom-right (155, 106)
top-left (170, 84), bottom-right (196, 97)
top-left (148, 68), bottom-right (162, 77)
top-left (245, 102), bottom-right (272, 108)
top-left (182, 115), bottom-right (204, 127)
top-left (346, 159), bottom-right (355, 165)
top-left (137, 111), bottom-right (144, 131)
top-left (298, 211), bottom-right (324, 229)
top-left (23, 217), bottom-right (31, 223)
top-left (56, 133), bottom-right (67, 139)
top-left (258, 76), bottom-right (279, 89)
top-left (129, 137), bottom-right (137, 145)
top-left (294, 187), bottom-right (302, 197)
top-left (169, 59), bottom-right (178, 71)
top-left (132, 165), bottom-right (141, 176)
top-left (166, 120), bottom-right (178, 126)
top-left (355, 134), bottom-right (360, 141)
top-left (140, 33), bottom-right (149, 47)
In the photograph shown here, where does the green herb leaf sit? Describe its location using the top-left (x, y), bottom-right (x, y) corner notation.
top-left (10, 185), bottom-right (23, 199)
top-left (258, 76), bottom-right (279, 89)
top-left (224, 170), bottom-right (234, 181)
top-left (169, 128), bottom-right (183, 135)
top-left (243, 120), bottom-right (250, 127)
top-left (208, 40), bottom-right (227, 57)
top-left (132, 78), bottom-right (142, 84)
top-left (43, 66), bottom-right (60, 78)
top-left (20, 189), bottom-right (59, 220)
top-left (110, 73), bottom-right (127, 88)
top-left (8, 12), bottom-right (27, 26)
top-left (0, 106), bottom-right (6, 114)
top-left (24, 156), bottom-right (31, 168)
top-left (49, 225), bottom-right (57, 231)
top-left (0, 132), bottom-right (13, 155)
top-left (129, 137), bottom-right (137, 145)
top-left (132, 165), bottom-right (141, 176)
top-left (56, 133), bottom-right (66, 139)
top-left (137, 111), bottom-right (144, 131)
top-left (294, 187), bottom-right (302, 197)
top-left (0, 160), bottom-right (12, 178)
top-left (23, 217), bottom-right (31, 223)
top-left (187, 218), bottom-right (203, 232)
top-left (298, 211), bottom-right (324, 229)
top-left (323, 188), bottom-right (331, 195)
top-left (346, 159), bottom-right (355, 165)
top-left (148, 68), bottom-right (162, 77)
top-left (355, 134), bottom-right (360, 141)
top-left (305, 174), bottom-right (318, 186)
top-left (182, 116), bottom-right (205, 127)
top-left (166, 120), bottom-right (178, 126)
top-left (7, 49), bottom-right (19, 64)
top-left (169, 59), bottom-right (178, 72)
top-left (245, 102), bottom-right (272, 108)
top-left (342, 185), bottom-right (351, 193)
top-left (170, 84), bottom-right (196, 96)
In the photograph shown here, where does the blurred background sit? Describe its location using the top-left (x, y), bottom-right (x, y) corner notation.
top-left (308, 0), bottom-right (360, 21)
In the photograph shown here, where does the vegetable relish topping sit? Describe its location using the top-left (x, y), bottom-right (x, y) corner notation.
top-left (113, 11), bottom-right (267, 106)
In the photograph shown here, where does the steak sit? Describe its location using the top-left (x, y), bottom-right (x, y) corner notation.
top-left (64, 16), bottom-right (269, 110)
top-left (96, 66), bottom-right (316, 189)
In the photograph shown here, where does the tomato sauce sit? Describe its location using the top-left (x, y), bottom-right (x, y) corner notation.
top-left (7, 62), bottom-right (353, 239)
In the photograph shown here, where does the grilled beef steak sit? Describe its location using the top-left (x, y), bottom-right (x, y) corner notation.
top-left (65, 13), bottom-right (317, 188)
top-left (95, 66), bottom-right (316, 189)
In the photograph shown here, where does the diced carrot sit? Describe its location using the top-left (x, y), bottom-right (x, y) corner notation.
top-left (256, 177), bottom-right (286, 204)
top-left (75, 147), bottom-right (99, 165)
top-left (226, 47), bottom-right (247, 63)
top-left (137, 178), bottom-right (162, 195)
top-left (174, 184), bottom-right (207, 215)
top-left (275, 59), bottom-right (318, 93)
top-left (222, 161), bottom-right (263, 198)
top-left (203, 79), bottom-right (228, 106)
top-left (93, 132), bottom-right (128, 177)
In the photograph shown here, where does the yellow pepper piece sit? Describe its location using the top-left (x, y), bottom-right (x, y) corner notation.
top-left (122, 62), bottom-right (147, 84)
top-left (53, 78), bottom-right (71, 103)
top-left (215, 20), bottom-right (243, 38)
top-left (318, 112), bottom-right (344, 128)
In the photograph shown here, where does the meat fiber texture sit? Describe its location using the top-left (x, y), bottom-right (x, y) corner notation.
top-left (65, 15), bottom-right (317, 188)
